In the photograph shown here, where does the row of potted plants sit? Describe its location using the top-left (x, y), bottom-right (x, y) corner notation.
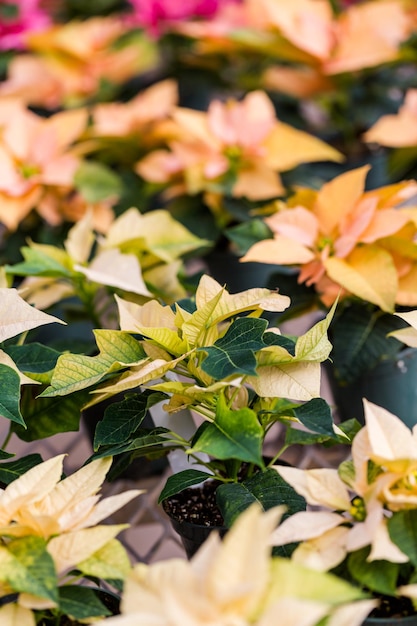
top-left (3, 269), bottom-right (417, 623)
top-left (2, 0), bottom-right (417, 624)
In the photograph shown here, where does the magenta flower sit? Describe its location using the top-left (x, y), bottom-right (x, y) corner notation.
top-left (127, 0), bottom-right (228, 34)
top-left (0, 0), bottom-right (51, 50)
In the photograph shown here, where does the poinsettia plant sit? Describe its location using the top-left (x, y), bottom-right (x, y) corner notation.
top-left (271, 399), bottom-right (417, 620)
top-left (91, 503), bottom-right (377, 626)
top-left (161, 0), bottom-right (417, 161)
top-left (3, 207), bottom-right (207, 341)
top-left (0, 453), bottom-right (141, 625)
top-left (237, 164), bottom-right (417, 385)
top-left (32, 274), bottom-right (354, 521)
top-left (135, 89), bottom-right (343, 246)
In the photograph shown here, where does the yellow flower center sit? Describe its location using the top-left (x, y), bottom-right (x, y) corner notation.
top-left (20, 163), bottom-right (41, 179)
top-left (317, 236), bottom-right (333, 253)
top-left (349, 497), bottom-right (366, 522)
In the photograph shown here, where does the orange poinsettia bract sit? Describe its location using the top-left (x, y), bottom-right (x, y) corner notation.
top-left (242, 165), bottom-right (417, 312)
top-left (136, 90), bottom-right (343, 201)
top-left (0, 100), bottom-right (87, 230)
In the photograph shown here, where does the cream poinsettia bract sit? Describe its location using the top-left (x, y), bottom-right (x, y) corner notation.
top-left (271, 399), bottom-right (417, 572)
top-left (0, 454), bottom-right (142, 572)
top-left (91, 503), bottom-right (375, 626)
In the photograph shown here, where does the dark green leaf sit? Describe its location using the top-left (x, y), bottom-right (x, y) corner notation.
top-left (158, 470), bottom-right (212, 503)
top-left (263, 332), bottom-right (296, 355)
top-left (11, 387), bottom-right (89, 441)
top-left (200, 317), bottom-right (268, 379)
top-left (217, 467), bottom-right (306, 527)
top-left (347, 547), bottom-right (399, 595)
top-left (91, 428), bottom-right (173, 459)
top-left (336, 418), bottom-right (363, 442)
top-left (95, 391), bottom-right (167, 448)
top-left (0, 454), bottom-right (43, 485)
top-left (0, 364), bottom-right (25, 426)
top-left (388, 510), bottom-right (417, 567)
top-left (293, 398), bottom-right (335, 436)
top-left (330, 302), bottom-right (405, 384)
top-left (0, 449), bottom-right (13, 460)
top-left (225, 219), bottom-right (273, 254)
top-left (284, 429), bottom-right (334, 446)
top-left (3, 344), bottom-right (61, 374)
top-left (58, 586), bottom-right (113, 620)
top-left (191, 395), bottom-right (264, 466)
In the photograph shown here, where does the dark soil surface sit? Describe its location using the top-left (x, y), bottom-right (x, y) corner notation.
top-left (368, 594), bottom-right (415, 619)
top-left (162, 480), bottom-right (224, 526)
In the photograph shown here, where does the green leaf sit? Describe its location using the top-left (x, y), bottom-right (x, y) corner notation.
top-left (78, 539), bottom-right (130, 582)
top-left (267, 557), bottom-right (367, 605)
top-left (74, 161), bottom-right (123, 202)
top-left (388, 510), bottom-right (417, 567)
top-left (0, 449), bottom-right (14, 460)
top-left (263, 331), bottom-right (296, 355)
top-left (91, 428), bottom-right (173, 459)
top-left (0, 536), bottom-right (58, 602)
top-left (3, 344), bottom-right (61, 374)
top-left (5, 246), bottom-right (72, 277)
top-left (295, 301), bottom-right (336, 362)
top-left (190, 395), bottom-right (264, 466)
top-left (200, 317), bottom-right (268, 379)
top-left (347, 547), bottom-right (399, 596)
top-left (58, 586), bottom-right (113, 620)
top-left (12, 387), bottom-right (89, 441)
top-left (293, 398), bottom-right (335, 436)
top-left (217, 467), bottom-right (305, 527)
top-left (225, 219), bottom-right (273, 254)
top-left (94, 391), bottom-right (167, 448)
top-left (0, 364), bottom-right (25, 426)
top-left (158, 470), bottom-right (213, 503)
top-left (74, 161), bottom-right (122, 203)
top-left (284, 429), bottom-right (334, 446)
top-left (330, 302), bottom-right (404, 385)
top-left (0, 454), bottom-right (43, 485)
top-left (40, 330), bottom-right (146, 397)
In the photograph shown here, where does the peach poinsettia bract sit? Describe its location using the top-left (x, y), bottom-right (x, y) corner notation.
top-left (136, 90), bottom-right (343, 201)
top-left (242, 164), bottom-right (417, 312)
top-left (0, 99), bottom-right (87, 230)
top-left (364, 88), bottom-right (417, 148)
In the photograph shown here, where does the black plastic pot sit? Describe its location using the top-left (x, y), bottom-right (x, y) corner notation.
top-left (164, 510), bottom-right (227, 559)
top-left (162, 480), bottom-right (227, 559)
top-left (363, 616), bottom-right (417, 625)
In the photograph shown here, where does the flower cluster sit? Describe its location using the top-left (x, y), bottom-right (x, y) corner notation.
top-left (242, 165), bottom-right (417, 312)
top-left (0, 0), bottom-right (51, 51)
top-left (92, 504), bottom-right (376, 626)
top-left (272, 400), bottom-right (417, 607)
top-left (0, 454), bottom-right (141, 624)
top-left (137, 90), bottom-right (342, 202)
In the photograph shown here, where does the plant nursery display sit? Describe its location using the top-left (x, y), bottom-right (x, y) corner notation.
top-left (2, 0), bottom-right (417, 625)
